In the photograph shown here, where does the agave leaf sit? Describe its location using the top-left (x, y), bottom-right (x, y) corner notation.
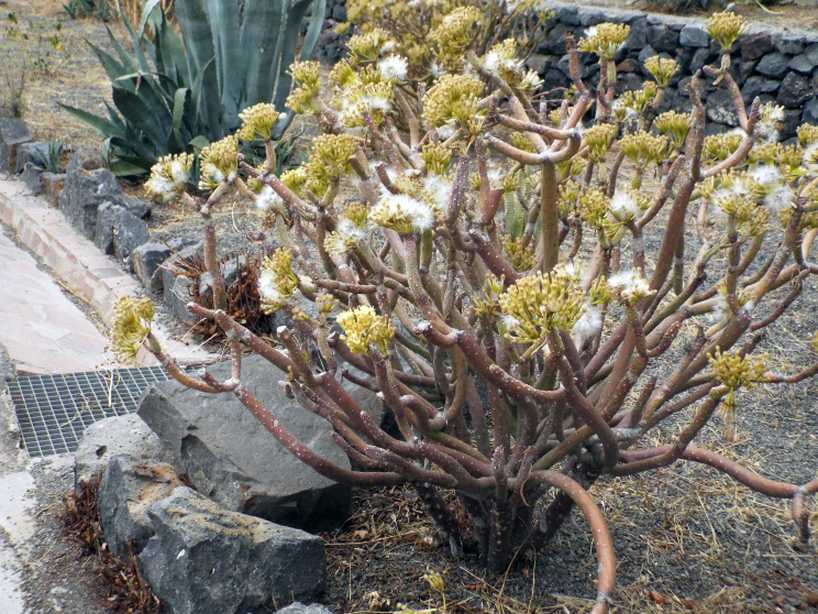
top-left (108, 158), bottom-right (151, 176)
top-left (138, 0), bottom-right (163, 37)
top-left (87, 42), bottom-right (134, 92)
top-left (300, 0), bottom-right (326, 62)
top-left (154, 16), bottom-right (187, 86)
top-left (173, 0), bottom-right (214, 80)
top-left (241, 0), bottom-right (285, 108)
top-left (171, 87), bottom-right (190, 148)
top-left (273, 0), bottom-right (316, 111)
top-left (59, 104), bottom-right (127, 140)
top-left (105, 25), bottom-right (138, 72)
top-left (112, 87), bottom-right (169, 151)
top-left (117, 2), bottom-right (152, 76)
top-left (205, 0), bottom-right (242, 129)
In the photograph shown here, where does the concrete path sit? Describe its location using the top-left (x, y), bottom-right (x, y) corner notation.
top-left (0, 224), bottom-right (115, 374)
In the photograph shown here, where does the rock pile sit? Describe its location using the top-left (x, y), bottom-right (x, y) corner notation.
top-left (73, 356), bottom-right (350, 613)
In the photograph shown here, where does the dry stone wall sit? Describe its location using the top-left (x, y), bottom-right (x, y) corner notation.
top-left (531, 2), bottom-right (818, 139)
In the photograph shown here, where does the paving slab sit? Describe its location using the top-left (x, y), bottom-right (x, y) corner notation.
top-left (0, 224), bottom-right (114, 374)
top-left (0, 175), bottom-right (213, 368)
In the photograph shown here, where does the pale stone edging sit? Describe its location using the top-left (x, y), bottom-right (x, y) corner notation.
top-left (0, 176), bottom-right (214, 367)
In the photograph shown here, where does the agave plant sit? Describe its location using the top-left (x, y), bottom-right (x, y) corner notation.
top-left (62, 0), bottom-right (325, 176)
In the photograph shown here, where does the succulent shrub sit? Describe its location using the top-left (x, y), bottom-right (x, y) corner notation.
top-left (114, 11), bottom-right (818, 611)
top-left (340, 0), bottom-right (553, 77)
top-left (62, 0), bottom-right (325, 175)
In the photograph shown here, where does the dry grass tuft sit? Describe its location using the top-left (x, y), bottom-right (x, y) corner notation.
top-left (62, 474), bottom-right (162, 614)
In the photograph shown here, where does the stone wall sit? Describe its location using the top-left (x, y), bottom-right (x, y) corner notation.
top-left (531, 2), bottom-right (818, 139)
top-left (315, 0), bottom-right (349, 64)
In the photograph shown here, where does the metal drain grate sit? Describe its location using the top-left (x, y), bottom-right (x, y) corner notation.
top-left (8, 366), bottom-right (169, 457)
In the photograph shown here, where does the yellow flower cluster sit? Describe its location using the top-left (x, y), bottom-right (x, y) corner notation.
top-left (420, 142), bottom-right (453, 175)
top-left (582, 123), bottom-right (618, 162)
top-left (702, 132), bottom-right (743, 163)
top-left (300, 134), bottom-right (359, 198)
top-left (237, 103), bottom-right (280, 142)
top-left (797, 123), bottom-right (818, 145)
top-left (286, 61), bottom-right (322, 114)
top-left (576, 186), bottom-right (623, 244)
top-left (145, 153), bottom-right (193, 203)
top-left (498, 268), bottom-right (585, 348)
top-left (198, 135), bottom-right (239, 192)
top-left (337, 305), bottom-right (395, 354)
top-left (347, 28), bottom-right (396, 62)
top-left (643, 56), bottom-right (678, 88)
top-left (708, 347), bottom-right (767, 390)
top-left (578, 22), bottom-right (630, 60)
top-left (473, 274), bottom-right (504, 320)
top-left (654, 110), bottom-right (690, 149)
top-left (259, 248), bottom-right (299, 314)
top-left (502, 235), bottom-right (535, 271)
top-left (110, 296), bottom-right (155, 363)
top-left (557, 179), bottom-right (581, 217)
top-left (619, 131), bottom-right (668, 164)
top-left (614, 81), bottom-right (658, 117)
top-left (747, 142), bottom-right (801, 175)
top-left (707, 11), bottom-right (746, 51)
top-left (429, 6), bottom-right (482, 70)
top-left (422, 73), bottom-right (485, 135)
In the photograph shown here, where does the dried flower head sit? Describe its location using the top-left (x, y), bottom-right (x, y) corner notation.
top-left (370, 193), bottom-right (436, 233)
top-left (337, 305), bottom-right (395, 354)
top-left (607, 270), bottom-right (653, 304)
top-left (110, 296), bottom-right (155, 363)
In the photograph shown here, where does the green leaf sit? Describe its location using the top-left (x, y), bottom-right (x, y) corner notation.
top-left (189, 135), bottom-right (210, 152)
top-left (274, 0), bottom-right (315, 111)
top-left (112, 87), bottom-right (169, 150)
top-left (59, 104), bottom-right (126, 140)
top-left (171, 87), bottom-right (189, 147)
top-left (300, 0), bottom-right (326, 62)
top-left (138, 0), bottom-right (162, 37)
top-left (205, 0), bottom-right (242, 128)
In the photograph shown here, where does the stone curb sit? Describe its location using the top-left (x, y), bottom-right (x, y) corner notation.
top-left (0, 176), bottom-right (213, 367)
